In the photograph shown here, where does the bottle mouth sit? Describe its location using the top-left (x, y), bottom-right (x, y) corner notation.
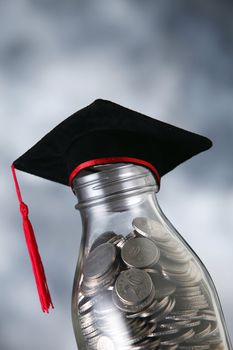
top-left (72, 163), bottom-right (159, 208)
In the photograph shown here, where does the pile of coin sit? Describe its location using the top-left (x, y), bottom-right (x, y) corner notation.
top-left (81, 242), bottom-right (121, 297)
top-left (77, 217), bottom-right (224, 350)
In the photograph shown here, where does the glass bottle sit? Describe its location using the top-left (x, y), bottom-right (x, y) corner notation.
top-left (71, 163), bottom-right (232, 350)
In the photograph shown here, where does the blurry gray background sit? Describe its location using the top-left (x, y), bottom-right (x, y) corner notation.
top-left (0, 0), bottom-right (232, 349)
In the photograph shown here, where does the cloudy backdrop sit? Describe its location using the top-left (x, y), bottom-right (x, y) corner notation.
top-left (1, 0), bottom-right (233, 349)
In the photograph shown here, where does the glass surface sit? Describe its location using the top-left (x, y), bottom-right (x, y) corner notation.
top-left (71, 163), bottom-right (232, 350)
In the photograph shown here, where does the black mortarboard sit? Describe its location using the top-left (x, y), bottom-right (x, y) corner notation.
top-left (11, 98), bottom-right (212, 313)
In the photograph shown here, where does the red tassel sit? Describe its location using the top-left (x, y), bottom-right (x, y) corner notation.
top-left (11, 164), bottom-right (54, 313)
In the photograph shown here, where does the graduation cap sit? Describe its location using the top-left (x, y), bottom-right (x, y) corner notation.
top-left (11, 98), bottom-right (212, 313)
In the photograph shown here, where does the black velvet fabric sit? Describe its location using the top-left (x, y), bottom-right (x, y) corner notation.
top-left (13, 99), bottom-right (212, 186)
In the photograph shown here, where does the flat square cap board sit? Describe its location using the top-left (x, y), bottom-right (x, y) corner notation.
top-left (11, 98), bottom-right (212, 313)
top-left (13, 98), bottom-right (212, 186)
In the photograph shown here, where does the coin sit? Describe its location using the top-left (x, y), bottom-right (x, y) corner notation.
top-left (121, 237), bottom-right (160, 268)
top-left (79, 296), bottom-right (95, 314)
top-left (145, 298), bottom-right (176, 324)
top-left (132, 217), bottom-right (171, 242)
top-left (91, 231), bottom-right (117, 251)
top-left (112, 283), bottom-right (155, 314)
top-left (108, 234), bottom-right (126, 249)
top-left (160, 328), bottom-right (195, 345)
top-left (159, 256), bottom-right (190, 274)
top-left (126, 231), bottom-right (137, 240)
top-left (167, 261), bottom-right (202, 286)
top-left (81, 243), bottom-right (120, 297)
top-left (83, 243), bottom-right (117, 279)
top-left (82, 323), bottom-right (98, 336)
top-left (81, 268), bottom-right (119, 297)
top-left (160, 319), bottom-right (192, 329)
top-left (179, 345), bottom-right (210, 350)
top-left (148, 327), bottom-right (180, 337)
top-left (125, 297), bottom-right (158, 318)
top-left (187, 321), bottom-right (212, 341)
top-left (175, 286), bottom-right (202, 297)
top-left (159, 242), bottom-right (191, 263)
top-left (114, 268), bottom-right (153, 305)
top-left (150, 274), bottom-right (176, 299)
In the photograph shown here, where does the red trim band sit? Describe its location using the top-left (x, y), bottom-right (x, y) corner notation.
top-left (69, 157), bottom-right (160, 186)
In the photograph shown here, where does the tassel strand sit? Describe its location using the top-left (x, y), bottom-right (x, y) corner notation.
top-left (11, 164), bottom-right (54, 313)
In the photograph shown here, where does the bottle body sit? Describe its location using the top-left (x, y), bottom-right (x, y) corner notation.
top-left (71, 163), bottom-right (231, 350)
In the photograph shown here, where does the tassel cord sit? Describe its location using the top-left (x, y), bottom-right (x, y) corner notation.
top-left (11, 164), bottom-right (54, 313)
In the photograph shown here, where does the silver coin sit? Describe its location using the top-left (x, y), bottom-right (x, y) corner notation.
top-left (83, 258), bottom-right (119, 287)
top-left (167, 262), bottom-right (202, 286)
top-left (91, 232), bottom-right (117, 251)
top-left (204, 321), bottom-right (220, 339)
top-left (121, 237), bottom-right (160, 268)
top-left (175, 286), bottom-right (202, 297)
top-left (179, 345), bottom-right (210, 350)
top-left (81, 281), bottom-right (113, 297)
top-left (143, 321), bottom-right (158, 336)
top-left (130, 322), bottom-right (154, 342)
top-left (149, 297), bottom-right (176, 323)
top-left (159, 345), bottom-right (178, 350)
top-left (115, 236), bottom-right (126, 249)
top-left (160, 328), bottom-right (195, 345)
top-left (156, 238), bottom-right (181, 251)
top-left (175, 302), bottom-right (209, 311)
top-left (191, 314), bottom-right (218, 323)
top-left (144, 267), bottom-right (161, 275)
top-left (113, 284), bottom-right (156, 314)
top-left (126, 231), bottom-right (137, 240)
top-left (79, 296), bottom-right (95, 314)
top-left (178, 295), bottom-right (207, 303)
top-left (83, 243), bottom-right (117, 279)
top-left (132, 338), bottom-right (161, 350)
top-left (175, 298), bottom-right (207, 309)
top-left (80, 311), bottom-right (96, 328)
top-left (148, 327), bottom-right (180, 337)
top-left (158, 240), bottom-right (191, 263)
top-left (187, 321), bottom-right (212, 341)
top-left (81, 270), bottom-right (121, 298)
top-left (182, 320), bottom-right (201, 329)
top-left (129, 332), bottom-right (152, 347)
top-left (125, 297), bottom-right (158, 318)
top-left (202, 309), bottom-right (215, 316)
top-left (152, 295), bottom-right (170, 313)
top-left (115, 268), bottom-right (153, 305)
top-left (204, 338), bottom-right (222, 346)
top-left (160, 322), bottom-right (192, 333)
top-left (127, 317), bottom-right (147, 332)
top-left (79, 306), bottom-right (95, 321)
top-left (159, 256), bottom-right (191, 274)
top-left (150, 274), bottom-right (176, 298)
top-left (165, 253), bottom-right (191, 264)
top-left (85, 327), bottom-right (101, 339)
top-left (132, 217), bottom-right (171, 242)
top-left (81, 322), bottom-right (98, 336)
top-left (167, 310), bottom-right (199, 322)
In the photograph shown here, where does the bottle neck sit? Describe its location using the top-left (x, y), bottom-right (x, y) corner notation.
top-left (72, 163), bottom-right (159, 208)
top-left (72, 163), bottom-right (161, 237)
